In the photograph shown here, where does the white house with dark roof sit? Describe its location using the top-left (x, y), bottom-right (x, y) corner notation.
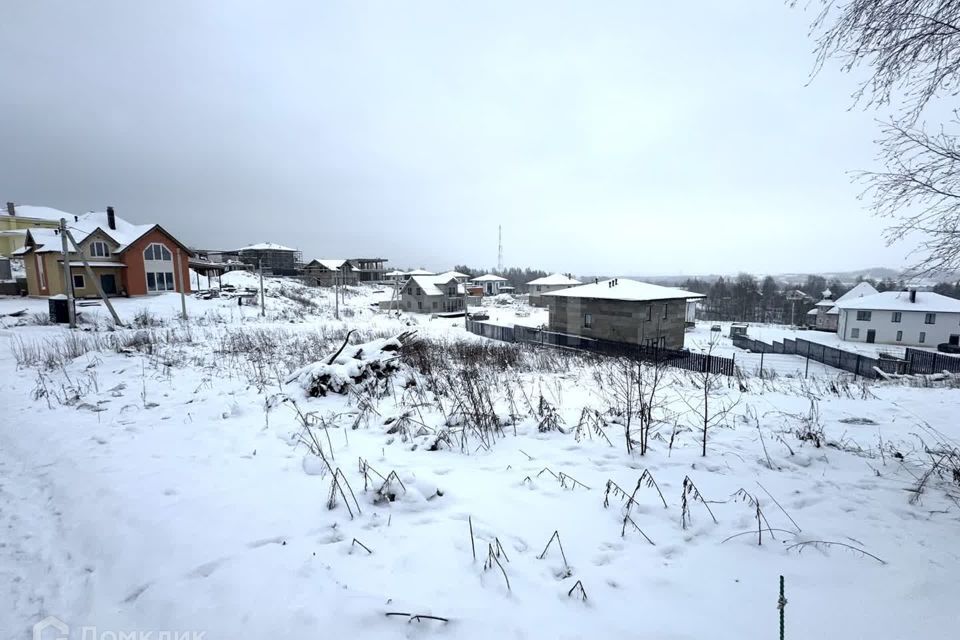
top-left (835, 290), bottom-right (960, 348)
top-left (526, 274), bottom-right (582, 307)
top-left (543, 278), bottom-right (704, 349)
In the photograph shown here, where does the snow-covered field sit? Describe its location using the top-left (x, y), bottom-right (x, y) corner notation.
top-left (2, 279), bottom-right (959, 640)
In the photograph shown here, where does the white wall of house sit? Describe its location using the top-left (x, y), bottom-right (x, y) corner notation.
top-left (837, 308), bottom-right (960, 347)
top-left (529, 283), bottom-right (576, 306)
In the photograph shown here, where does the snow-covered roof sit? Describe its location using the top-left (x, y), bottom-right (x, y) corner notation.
top-left (1, 204), bottom-right (72, 222)
top-left (835, 290), bottom-right (960, 313)
top-left (18, 210), bottom-right (183, 256)
top-left (15, 228), bottom-right (63, 254)
top-left (385, 270), bottom-right (407, 277)
top-left (71, 210), bottom-right (155, 251)
top-left (826, 306), bottom-right (840, 315)
top-left (814, 300), bottom-right (835, 307)
top-left (407, 274), bottom-right (461, 296)
top-left (806, 308), bottom-right (818, 315)
top-left (472, 274), bottom-right (507, 282)
top-left (835, 281), bottom-right (879, 303)
top-left (527, 273), bottom-right (582, 286)
top-left (435, 270), bottom-right (470, 280)
top-left (238, 242), bottom-right (296, 252)
top-left (543, 278), bottom-right (705, 302)
top-left (308, 259), bottom-right (353, 271)
top-left (405, 269), bottom-right (435, 276)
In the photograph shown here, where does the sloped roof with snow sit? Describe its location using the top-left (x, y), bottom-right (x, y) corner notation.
top-left (238, 242), bottom-right (296, 252)
top-left (473, 274), bottom-right (507, 282)
top-left (835, 281), bottom-right (879, 303)
top-left (405, 269), bottom-right (435, 276)
top-left (406, 274), bottom-right (463, 296)
top-left (543, 278), bottom-right (705, 302)
top-left (435, 270), bottom-right (470, 280)
top-left (835, 291), bottom-right (960, 313)
top-left (19, 210), bottom-right (165, 254)
top-left (527, 273), bottom-right (582, 286)
top-left (1, 204), bottom-right (73, 222)
top-left (385, 270), bottom-right (407, 277)
top-left (72, 210), bottom-right (155, 250)
top-left (307, 259), bottom-right (355, 271)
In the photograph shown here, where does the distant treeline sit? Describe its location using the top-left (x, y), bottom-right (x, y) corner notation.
top-left (453, 265), bottom-right (560, 293)
top-left (677, 273), bottom-right (960, 324)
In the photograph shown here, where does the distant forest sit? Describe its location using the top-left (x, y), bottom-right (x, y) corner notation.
top-left (678, 274), bottom-right (960, 323)
top-left (450, 266), bottom-right (960, 323)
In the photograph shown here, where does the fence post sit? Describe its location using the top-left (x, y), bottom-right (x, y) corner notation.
top-left (855, 355), bottom-right (861, 376)
top-left (805, 354), bottom-right (810, 379)
top-left (759, 350), bottom-right (765, 379)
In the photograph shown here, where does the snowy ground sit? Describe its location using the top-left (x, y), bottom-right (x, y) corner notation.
top-left (2, 280), bottom-right (960, 639)
top-left (710, 320), bottom-right (937, 360)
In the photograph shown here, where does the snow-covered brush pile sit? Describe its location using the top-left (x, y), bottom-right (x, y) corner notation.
top-left (286, 330), bottom-right (415, 396)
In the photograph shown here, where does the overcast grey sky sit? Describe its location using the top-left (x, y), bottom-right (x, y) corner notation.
top-left (0, 1), bottom-right (916, 275)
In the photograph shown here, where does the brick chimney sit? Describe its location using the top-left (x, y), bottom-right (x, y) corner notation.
top-left (106, 206), bottom-right (116, 230)
top-left (5, 202), bottom-right (14, 217)
top-left (910, 289), bottom-right (917, 303)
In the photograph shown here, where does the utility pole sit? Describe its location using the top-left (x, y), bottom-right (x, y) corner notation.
top-left (59, 218), bottom-right (76, 328)
top-left (335, 270), bottom-right (340, 320)
top-left (258, 259), bottom-right (265, 317)
top-left (64, 230), bottom-right (123, 326)
top-left (175, 248), bottom-right (187, 320)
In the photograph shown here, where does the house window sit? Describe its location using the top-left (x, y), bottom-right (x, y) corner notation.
top-left (432, 301), bottom-right (438, 309)
top-left (36, 254), bottom-right (46, 289)
top-left (891, 312), bottom-right (901, 323)
top-left (925, 313), bottom-right (936, 325)
top-left (584, 313), bottom-right (593, 328)
top-left (536, 285), bottom-right (542, 292)
top-left (645, 306), bottom-right (652, 321)
top-left (920, 331), bottom-right (926, 344)
top-left (73, 274), bottom-right (85, 289)
top-left (90, 241), bottom-right (109, 258)
top-left (896, 330), bottom-right (903, 342)
top-left (417, 300), bottom-right (422, 310)
top-left (143, 243), bottom-right (175, 293)
top-left (147, 272), bottom-right (175, 292)
top-left (663, 304), bottom-right (669, 319)
top-left (851, 328), bottom-right (860, 339)
top-left (856, 310), bottom-right (872, 321)
top-left (143, 243), bottom-right (172, 261)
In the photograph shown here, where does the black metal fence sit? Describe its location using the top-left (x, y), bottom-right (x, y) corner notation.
top-left (904, 347), bottom-right (960, 375)
top-left (731, 334), bottom-right (910, 378)
top-left (466, 320), bottom-right (736, 376)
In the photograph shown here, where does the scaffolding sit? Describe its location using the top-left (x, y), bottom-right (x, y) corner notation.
top-left (237, 244), bottom-right (303, 276)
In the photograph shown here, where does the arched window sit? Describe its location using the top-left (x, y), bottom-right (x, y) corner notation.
top-left (143, 243), bottom-right (175, 292)
top-left (144, 243), bottom-right (172, 261)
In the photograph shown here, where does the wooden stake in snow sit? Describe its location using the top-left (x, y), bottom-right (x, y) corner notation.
top-left (175, 247), bottom-right (187, 320)
top-left (259, 258), bottom-right (266, 317)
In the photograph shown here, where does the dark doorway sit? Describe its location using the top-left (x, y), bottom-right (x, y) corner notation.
top-left (866, 329), bottom-right (876, 344)
top-left (100, 274), bottom-right (117, 295)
